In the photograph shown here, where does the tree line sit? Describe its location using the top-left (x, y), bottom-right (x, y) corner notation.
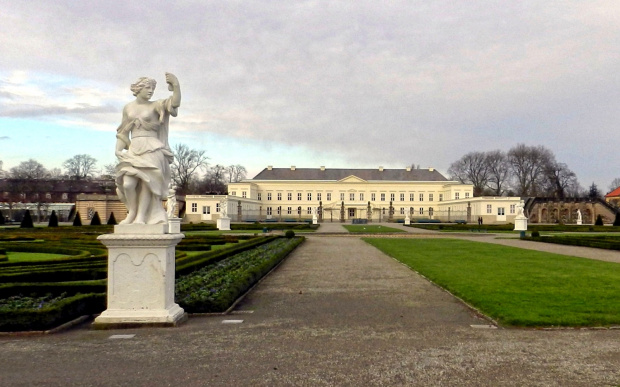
top-left (0, 143), bottom-right (246, 196)
top-left (447, 144), bottom-right (616, 199)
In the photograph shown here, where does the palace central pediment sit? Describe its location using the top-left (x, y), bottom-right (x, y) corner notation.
top-left (337, 175), bottom-right (368, 183)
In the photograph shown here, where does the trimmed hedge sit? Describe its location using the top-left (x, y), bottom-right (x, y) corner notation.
top-left (176, 236), bottom-right (278, 276)
top-left (0, 268), bottom-right (107, 283)
top-left (0, 280), bottom-right (106, 298)
top-left (0, 293), bottom-right (105, 332)
top-left (411, 223), bottom-right (619, 233)
top-left (526, 235), bottom-right (620, 251)
top-left (176, 236), bottom-right (304, 313)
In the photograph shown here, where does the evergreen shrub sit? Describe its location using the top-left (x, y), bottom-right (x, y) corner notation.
top-left (48, 210), bottom-right (59, 227)
top-left (90, 212), bottom-right (102, 226)
top-left (107, 212), bottom-right (117, 225)
top-left (73, 212), bottom-right (82, 226)
top-left (613, 213), bottom-right (620, 227)
top-left (595, 215), bottom-right (604, 226)
top-left (20, 210), bottom-right (34, 228)
top-left (285, 230), bottom-right (295, 238)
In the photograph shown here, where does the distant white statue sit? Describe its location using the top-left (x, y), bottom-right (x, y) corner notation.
top-left (219, 198), bottom-right (228, 218)
top-left (516, 200), bottom-right (525, 217)
top-left (577, 209), bottom-right (582, 224)
top-left (165, 185), bottom-right (177, 218)
top-left (115, 73), bottom-right (181, 225)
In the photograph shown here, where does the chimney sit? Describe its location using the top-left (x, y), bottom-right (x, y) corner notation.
top-left (320, 166), bottom-right (326, 171)
top-left (379, 166), bottom-right (384, 172)
top-left (267, 165), bottom-right (273, 171)
top-left (291, 166), bottom-right (296, 171)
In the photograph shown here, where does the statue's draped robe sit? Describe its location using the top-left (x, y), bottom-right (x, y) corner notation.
top-left (115, 97), bottom-right (177, 224)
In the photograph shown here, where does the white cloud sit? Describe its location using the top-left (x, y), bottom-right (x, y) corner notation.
top-left (0, 1), bottom-right (619, 187)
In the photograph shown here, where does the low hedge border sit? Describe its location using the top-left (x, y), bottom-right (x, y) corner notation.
top-left (176, 236), bottom-right (278, 276)
top-left (0, 280), bottom-right (107, 298)
top-left (0, 293), bottom-right (105, 332)
top-left (526, 235), bottom-right (620, 250)
top-left (176, 236), bottom-right (304, 313)
top-left (412, 224), bottom-right (619, 232)
top-left (0, 268), bottom-right (107, 283)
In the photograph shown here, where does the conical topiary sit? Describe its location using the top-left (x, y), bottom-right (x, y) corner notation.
top-left (613, 212), bottom-right (620, 227)
top-left (73, 212), bottom-right (83, 226)
top-left (90, 211), bottom-right (102, 226)
top-left (0, 211), bottom-right (5, 225)
top-left (48, 210), bottom-right (59, 227)
top-left (107, 212), bottom-right (117, 225)
top-left (595, 214), bottom-right (604, 226)
top-left (20, 210), bottom-right (34, 228)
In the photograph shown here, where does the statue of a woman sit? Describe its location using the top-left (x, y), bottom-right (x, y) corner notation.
top-left (115, 73), bottom-right (181, 225)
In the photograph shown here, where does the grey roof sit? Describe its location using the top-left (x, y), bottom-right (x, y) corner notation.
top-left (251, 168), bottom-right (448, 182)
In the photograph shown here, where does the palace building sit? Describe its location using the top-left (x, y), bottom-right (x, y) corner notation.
top-left (185, 166), bottom-right (524, 224)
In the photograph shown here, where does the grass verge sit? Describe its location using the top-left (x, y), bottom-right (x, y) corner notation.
top-left (363, 238), bottom-right (620, 327)
top-left (343, 225), bottom-right (405, 233)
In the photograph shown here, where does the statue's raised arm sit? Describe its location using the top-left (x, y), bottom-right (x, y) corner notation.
top-left (114, 73), bottom-right (181, 225)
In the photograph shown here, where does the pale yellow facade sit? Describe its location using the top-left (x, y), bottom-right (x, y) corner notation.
top-left (186, 167), bottom-right (523, 224)
top-left (227, 176), bottom-right (474, 222)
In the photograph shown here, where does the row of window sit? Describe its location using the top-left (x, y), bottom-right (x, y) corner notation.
top-left (190, 203), bottom-right (221, 214)
top-left (231, 191), bottom-right (470, 202)
top-left (486, 204), bottom-right (516, 215)
top-left (263, 207), bottom-right (436, 216)
top-left (3, 192), bottom-right (69, 200)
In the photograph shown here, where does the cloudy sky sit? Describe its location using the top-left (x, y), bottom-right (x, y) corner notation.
top-left (1, 1), bottom-right (619, 191)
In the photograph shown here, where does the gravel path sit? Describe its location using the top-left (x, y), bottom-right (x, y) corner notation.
top-left (0, 231), bottom-right (618, 386)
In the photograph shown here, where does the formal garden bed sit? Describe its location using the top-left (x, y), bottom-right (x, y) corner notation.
top-left (343, 225), bottom-right (405, 233)
top-left (410, 223), bottom-right (619, 233)
top-left (364, 238), bottom-right (620, 327)
top-left (0, 226), bottom-right (304, 331)
top-left (524, 234), bottom-right (620, 250)
top-left (176, 236), bottom-right (304, 313)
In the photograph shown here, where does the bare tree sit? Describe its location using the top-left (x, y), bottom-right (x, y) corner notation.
top-left (49, 168), bottom-right (63, 179)
top-left (9, 159), bottom-right (50, 223)
top-left (10, 159), bottom-right (49, 180)
top-left (196, 164), bottom-right (228, 194)
top-left (608, 178), bottom-right (620, 194)
top-left (63, 154), bottom-right (97, 180)
top-left (227, 164), bottom-right (247, 183)
top-left (484, 150), bottom-right (510, 196)
top-left (447, 152), bottom-right (489, 196)
top-left (544, 162), bottom-right (578, 199)
top-left (171, 143), bottom-right (208, 194)
top-left (507, 144), bottom-right (555, 196)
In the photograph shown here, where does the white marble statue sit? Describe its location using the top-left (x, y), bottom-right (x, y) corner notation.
top-left (516, 200), bottom-right (525, 217)
top-left (577, 209), bottom-right (582, 223)
top-left (115, 73), bottom-right (181, 225)
top-left (166, 185), bottom-right (177, 218)
top-left (219, 198), bottom-right (228, 218)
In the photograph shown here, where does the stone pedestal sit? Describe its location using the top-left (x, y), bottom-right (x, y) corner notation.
top-left (514, 215), bottom-right (528, 231)
top-left (217, 216), bottom-right (231, 231)
top-left (404, 215), bottom-right (411, 225)
top-left (93, 224), bottom-right (186, 328)
top-left (168, 217), bottom-right (181, 233)
top-left (577, 219), bottom-right (582, 225)
top-left (312, 214), bottom-right (318, 225)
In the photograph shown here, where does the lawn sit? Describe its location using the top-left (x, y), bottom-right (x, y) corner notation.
top-left (5, 252), bottom-right (69, 262)
top-left (363, 238), bottom-right (620, 327)
top-left (343, 225), bottom-right (405, 233)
